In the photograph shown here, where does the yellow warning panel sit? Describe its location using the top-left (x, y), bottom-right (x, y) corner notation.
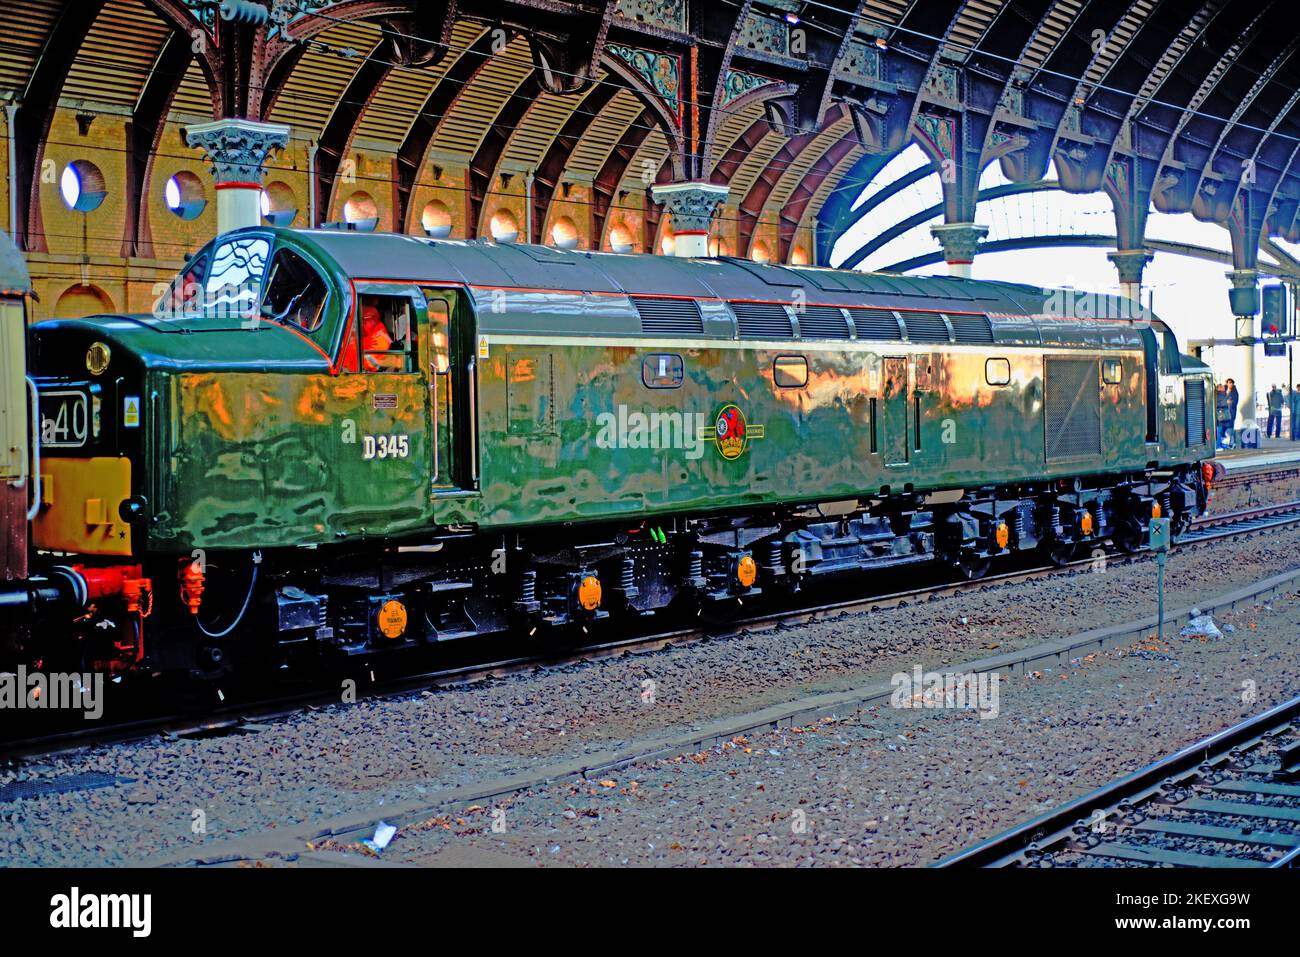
top-left (33, 457), bottom-right (133, 556)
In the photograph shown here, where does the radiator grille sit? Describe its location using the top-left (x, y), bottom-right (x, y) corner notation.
top-left (732, 301), bottom-right (794, 338)
top-left (630, 296), bottom-right (703, 335)
top-left (848, 307), bottom-right (903, 341)
top-left (949, 314), bottom-right (994, 344)
top-left (901, 311), bottom-right (951, 343)
top-left (1044, 357), bottom-right (1102, 460)
top-left (798, 305), bottom-right (851, 339)
top-left (1185, 379), bottom-right (1205, 447)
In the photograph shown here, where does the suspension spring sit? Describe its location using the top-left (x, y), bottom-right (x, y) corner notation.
top-left (519, 570), bottom-right (537, 603)
top-left (688, 550), bottom-right (704, 582)
top-left (765, 539), bottom-right (784, 573)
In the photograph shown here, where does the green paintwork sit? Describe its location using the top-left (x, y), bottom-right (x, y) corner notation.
top-left (27, 227), bottom-right (1214, 555)
top-left (469, 339), bottom-right (1209, 531)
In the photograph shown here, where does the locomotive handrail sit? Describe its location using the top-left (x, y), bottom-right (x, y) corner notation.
top-left (468, 357), bottom-right (479, 483)
top-left (25, 375), bottom-right (39, 520)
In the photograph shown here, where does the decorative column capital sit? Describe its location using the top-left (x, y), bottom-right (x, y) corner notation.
top-left (651, 181), bottom-right (729, 233)
top-left (1106, 248), bottom-right (1153, 286)
top-left (1227, 268), bottom-right (1260, 289)
top-left (1227, 267), bottom-right (1260, 318)
top-left (184, 118), bottom-right (291, 185)
top-left (929, 222), bottom-right (988, 265)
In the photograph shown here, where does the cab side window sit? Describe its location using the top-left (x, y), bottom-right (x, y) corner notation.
top-left (155, 251), bottom-right (207, 318)
top-left (1160, 330), bottom-right (1182, 374)
top-left (261, 248), bottom-right (328, 331)
top-left (356, 295), bottom-right (417, 373)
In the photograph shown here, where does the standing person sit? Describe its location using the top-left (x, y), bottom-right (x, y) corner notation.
top-left (1225, 378), bottom-right (1239, 447)
top-left (1268, 384), bottom-right (1284, 439)
top-left (1216, 384), bottom-right (1233, 448)
top-left (1291, 385), bottom-right (1300, 440)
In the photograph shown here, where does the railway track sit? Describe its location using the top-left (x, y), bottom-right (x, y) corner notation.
top-left (937, 694), bottom-right (1300, 868)
top-left (1212, 458), bottom-right (1300, 491)
top-left (1182, 498), bottom-right (1300, 542)
top-left (6, 497), bottom-right (1300, 761)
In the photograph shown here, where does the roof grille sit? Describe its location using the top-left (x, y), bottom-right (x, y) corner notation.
top-left (732, 301), bottom-right (794, 339)
top-left (901, 311), bottom-right (951, 343)
top-left (949, 314), bottom-right (994, 344)
top-left (631, 296), bottom-right (704, 335)
top-left (848, 308), bottom-right (902, 341)
top-left (798, 305), bottom-right (851, 339)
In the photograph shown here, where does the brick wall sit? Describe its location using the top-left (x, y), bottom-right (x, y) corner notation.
top-left (6, 104), bottom-right (778, 322)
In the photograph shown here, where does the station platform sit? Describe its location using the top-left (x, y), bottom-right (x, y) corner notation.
top-left (1214, 436), bottom-right (1300, 474)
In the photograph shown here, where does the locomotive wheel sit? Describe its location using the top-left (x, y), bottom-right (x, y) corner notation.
top-left (165, 672), bottom-right (226, 715)
top-left (1045, 542), bottom-right (1077, 567)
top-left (1112, 520), bottom-right (1144, 554)
top-left (955, 554), bottom-right (991, 581)
top-left (697, 597), bottom-right (746, 627)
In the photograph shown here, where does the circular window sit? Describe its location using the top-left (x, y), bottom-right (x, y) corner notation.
top-left (550, 216), bottom-right (579, 250)
top-left (261, 181), bottom-right (299, 226)
top-left (608, 222), bottom-right (634, 253)
top-left (343, 191), bottom-right (378, 230)
top-left (59, 160), bottom-right (107, 213)
top-left (164, 171), bottom-right (207, 220)
top-left (421, 199), bottom-right (452, 238)
top-left (751, 240), bottom-right (772, 263)
top-left (790, 245), bottom-right (809, 265)
top-left (489, 208), bottom-right (519, 242)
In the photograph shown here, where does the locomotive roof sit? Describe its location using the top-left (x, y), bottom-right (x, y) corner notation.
top-left (0, 228), bottom-right (32, 298)
top-left (296, 228), bottom-right (1048, 311)
top-left (263, 228), bottom-right (1155, 349)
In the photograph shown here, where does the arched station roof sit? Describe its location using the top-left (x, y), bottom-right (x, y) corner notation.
top-left (5, 0), bottom-right (1300, 269)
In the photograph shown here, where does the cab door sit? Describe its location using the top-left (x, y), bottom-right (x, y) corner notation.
top-left (1143, 324), bottom-right (1185, 453)
top-left (422, 288), bottom-right (476, 493)
top-left (333, 282), bottom-right (434, 535)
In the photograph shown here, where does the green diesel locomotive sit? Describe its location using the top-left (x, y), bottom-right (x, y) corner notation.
top-left (8, 226), bottom-right (1213, 677)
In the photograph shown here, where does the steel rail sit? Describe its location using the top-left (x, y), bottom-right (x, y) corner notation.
top-left (936, 693), bottom-right (1300, 868)
top-left (6, 499), bottom-right (1300, 760)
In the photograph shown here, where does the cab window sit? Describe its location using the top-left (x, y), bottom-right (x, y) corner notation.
top-left (204, 235), bottom-right (269, 318)
top-left (353, 295), bottom-right (416, 373)
top-left (1160, 330), bottom-right (1182, 374)
top-left (261, 247), bottom-right (328, 331)
top-left (154, 250), bottom-right (207, 318)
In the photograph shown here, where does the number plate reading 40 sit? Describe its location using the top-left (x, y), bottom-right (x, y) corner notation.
top-left (362, 434), bottom-right (410, 460)
top-left (39, 390), bottom-right (89, 448)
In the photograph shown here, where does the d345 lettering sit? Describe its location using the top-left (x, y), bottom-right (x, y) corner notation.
top-left (362, 434), bottom-right (410, 460)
